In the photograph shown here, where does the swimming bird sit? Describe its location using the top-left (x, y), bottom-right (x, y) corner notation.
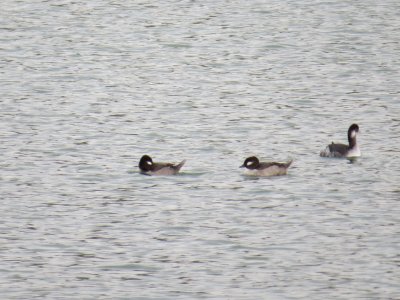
top-left (320, 124), bottom-right (361, 158)
top-left (138, 155), bottom-right (186, 175)
top-left (240, 156), bottom-right (293, 176)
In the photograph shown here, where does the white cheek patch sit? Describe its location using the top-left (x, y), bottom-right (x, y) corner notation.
top-left (351, 131), bottom-right (357, 138)
top-left (148, 161), bottom-right (153, 165)
top-left (247, 161), bottom-right (254, 167)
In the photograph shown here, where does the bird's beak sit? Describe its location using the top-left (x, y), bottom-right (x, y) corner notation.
top-left (239, 164), bottom-right (245, 168)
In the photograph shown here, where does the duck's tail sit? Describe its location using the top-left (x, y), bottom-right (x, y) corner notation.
top-left (285, 159), bottom-right (293, 168)
top-left (173, 160), bottom-right (186, 172)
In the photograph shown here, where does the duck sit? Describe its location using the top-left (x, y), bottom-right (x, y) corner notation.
top-left (138, 155), bottom-right (186, 175)
top-left (320, 124), bottom-right (361, 158)
top-left (240, 156), bottom-right (293, 176)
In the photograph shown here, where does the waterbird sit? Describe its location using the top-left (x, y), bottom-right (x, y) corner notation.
top-left (240, 156), bottom-right (293, 176)
top-left (320, 124), bottom-right (361, 158)
top-left (139, 155), bottom-right (186, 175)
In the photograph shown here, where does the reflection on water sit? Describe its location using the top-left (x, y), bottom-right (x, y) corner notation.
top-left (1, 0), bottom-right (399, 299)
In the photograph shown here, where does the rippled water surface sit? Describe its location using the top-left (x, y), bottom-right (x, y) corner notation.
top-left (1, 1), bottom-right (400, 299)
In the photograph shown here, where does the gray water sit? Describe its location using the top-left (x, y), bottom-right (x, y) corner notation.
top-left (1, 1), bottom-right (400, 299)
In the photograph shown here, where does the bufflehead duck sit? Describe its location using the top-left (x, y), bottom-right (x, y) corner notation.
top-left (138, 155), bottom-right (186, 175)
top-left (240, 156), bottom-right (293, 176)
top-left (320, 124), bottom-right (361, 158)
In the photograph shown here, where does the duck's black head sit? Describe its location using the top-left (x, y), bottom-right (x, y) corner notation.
top-left (240, 156), bottom-right (260, 169)
top-left (139, 155), bottom-right (153, 172)
top-left (348, 124), bottom-right (359, 134)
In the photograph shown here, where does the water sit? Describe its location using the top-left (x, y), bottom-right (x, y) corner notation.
top-left (1, 0), bottom-right (399, 299)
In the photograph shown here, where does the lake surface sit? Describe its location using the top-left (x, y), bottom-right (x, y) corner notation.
top-left (1, 0), bottom-right (399, 299)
